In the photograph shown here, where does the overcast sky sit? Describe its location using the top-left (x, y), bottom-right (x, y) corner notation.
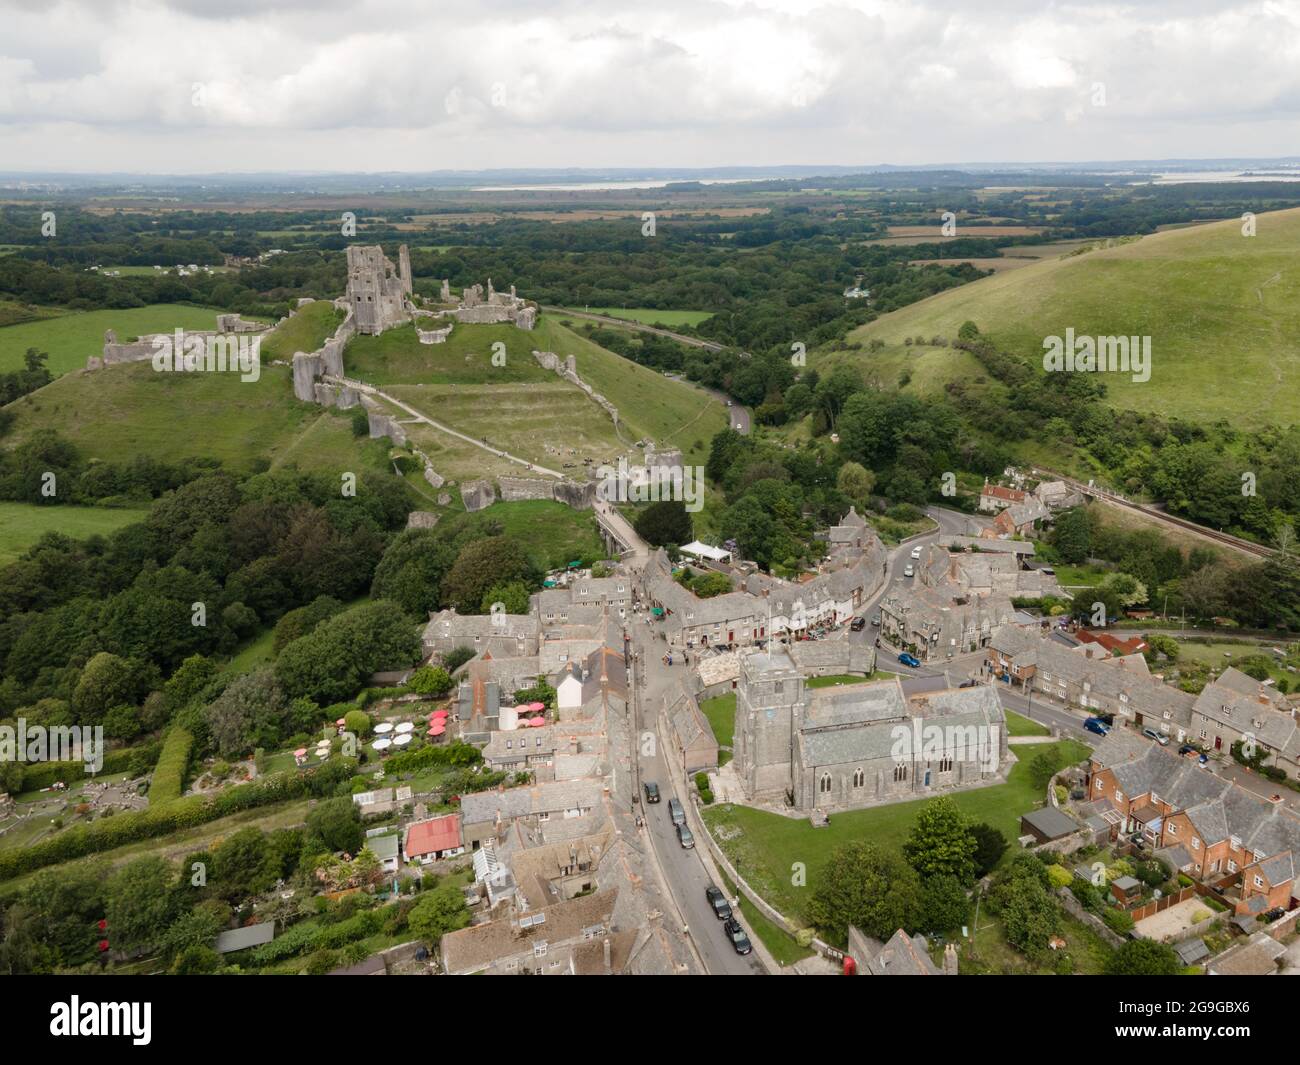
top-left (2, 0), bottom-right (1299, 173)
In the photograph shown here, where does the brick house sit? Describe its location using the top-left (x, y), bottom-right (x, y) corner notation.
top-left (1086, 732), bottom-right (1300, 917)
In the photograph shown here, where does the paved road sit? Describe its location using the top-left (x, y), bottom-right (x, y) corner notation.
top-left (628, 617), bottom-right (766, 975)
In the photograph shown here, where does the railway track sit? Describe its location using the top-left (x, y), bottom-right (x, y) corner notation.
top-left (1031, 466), bottom-right (1272, 559)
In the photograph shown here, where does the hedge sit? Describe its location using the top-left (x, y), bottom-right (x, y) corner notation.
top-left (0, 758), bottom-right (358, 883)
top-left (147, 727), bottom-right (194, 806)
top-left (249, 907), bottom-right (385, 965)
top-left (13, 742), bottom-right (160, 794)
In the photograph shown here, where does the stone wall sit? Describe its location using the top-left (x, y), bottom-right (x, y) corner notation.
top-left (361, 395), bottom-right (408, 448)
top-left (460, 479), bottom-right (497, 512)
top-left (531, 349), bottom-right (619, 426)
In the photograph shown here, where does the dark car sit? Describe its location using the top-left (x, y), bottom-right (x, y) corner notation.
top-left (850, 616), bottom-right (867, 632)
top-left (723, 917), bottom-right (752, 955)
top-left (898, 652), bottom-right (921, 668)
top-left (643, 781), bottom-right (661, 804)
top-left (705, 886), bottom-right (732, 921)
top-left (676, 823), bottom-right (695, 849)
top-left (959, 679), bottom-right (979, 688)
top-left (1263, 907), bottom-right (1286, 922)
top-left (1084, 717), bottom-right (1110, 736)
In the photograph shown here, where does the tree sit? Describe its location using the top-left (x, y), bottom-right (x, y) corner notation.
top-left (275, 600), bottom-right (421, 704)
top-left (409, 882), bottom-right (472, 945)
top-left (370, 530), bottom-right (458, 616)
top-left (835, 461), bottom-right (875, 507)
top-left (72, 652), bottom-right (148, 725)
top-left (306, 797), bottom-right (364, 856)
top-left (917, 874), bottom-right (970, 935)
top-left (1052, 507), bottom-right (1091, 564)
top-left (442, 537), bottom-right (536, 614)
top-left (211, 828), bottom-right (276, 901)
top-left (970, 822), bottom-right (1009, 878)
top-left (902, 797), bottom-right (977, 885)
top-left (989, 853), bottom-right (1062, 961)
top-left (634, 500), bottom-right (693, 548)
top-left (203, 667), bottom-right (288, 757)
top-left (104, 857), bottom-right (179, 953)
top-left (808, 841), bottom-right (921, 948)
top-left (480, 581), bottom-right (530, 616)
top-left (409, 666), bottom-right (453, 697)
top-left (1105, 938), bottom-right (1180, 976)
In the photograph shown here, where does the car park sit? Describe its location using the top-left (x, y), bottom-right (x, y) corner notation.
top-left (676, 823), bottom-right (695, 849)
top-left (1084, 717), bottom-right (1110, 736)
top-left (723, 917), bottom-right (752, 955)
top-left (643, 781), bottom-right (661, 803)
top-left (898, 652), bottom-right (921, 668)
top-left (705, 886), bottom-right (732, 921)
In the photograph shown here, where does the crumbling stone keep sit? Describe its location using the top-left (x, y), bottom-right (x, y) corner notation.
top-left (346, 244), bottom-right (412, 335)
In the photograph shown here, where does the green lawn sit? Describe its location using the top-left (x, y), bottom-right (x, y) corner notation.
top-left (805, 672), bottom-right (890, 689)
top-left (0, 501), bottom-right (150, 564)
top-left (701, 738), bottom-right (1092, 926)
top-left (0, 304), bottom-right (255, 376)
top-left (700, 693), bottom-right (736, 749)
top-left (566, 307), bottom-right (714, 328)
top-left (1003, 708), bottom-right (1050, 737)
top-left (1053, 563), bottom-right (1110, 588)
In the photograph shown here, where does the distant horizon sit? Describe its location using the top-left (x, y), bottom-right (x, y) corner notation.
top-left (4, 156), bottom-right (1300, 184)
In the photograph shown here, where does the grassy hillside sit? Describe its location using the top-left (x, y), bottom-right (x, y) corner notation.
top-left (830, 208), bottom-right (1300, 428)
top-left (0, 501), bottom-right (151, 563)
top-left (0, 304), bottom-right (258, 377)
top-left (561, 306), bottom-right (713, 327)
top-left (2, 360), bottom-right (387, 477)
top-left (536, 317), bottom-right (728, 464)
top-left (344, 320), bottom-right (553, 385)
top-left (259, 300), bottom-right (345, 361)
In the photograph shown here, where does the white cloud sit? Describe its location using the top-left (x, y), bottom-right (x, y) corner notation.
top-left (0, 0), bottom-right (1298, 169)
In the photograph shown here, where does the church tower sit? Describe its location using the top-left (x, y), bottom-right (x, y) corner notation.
top-left (733, 649), bottom-right (805, 802)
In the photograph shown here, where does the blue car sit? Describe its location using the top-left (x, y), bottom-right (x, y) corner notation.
top-left (1084, 717), bottom-right (1110, 737)
top-left (897, 652), bottom-right (921, 668)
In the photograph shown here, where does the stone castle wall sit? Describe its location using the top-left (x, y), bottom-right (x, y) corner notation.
top-left (531, 350), bottom-right (619, 426)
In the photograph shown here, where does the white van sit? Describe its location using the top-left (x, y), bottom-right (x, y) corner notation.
top-left (910, 545), bottom-right (922, 560)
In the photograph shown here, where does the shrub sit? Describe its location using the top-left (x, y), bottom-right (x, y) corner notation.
top-left (1047, 864), bottom-right (1074, 889)
top-left (148, 727), bottom-right (194, 805)
top-left (1101, 906), bottom-right (1135, 935)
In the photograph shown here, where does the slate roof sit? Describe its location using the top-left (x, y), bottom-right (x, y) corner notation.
top-left (460, 779), bottom-right (605, 827)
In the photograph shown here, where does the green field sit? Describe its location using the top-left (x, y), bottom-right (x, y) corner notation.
top-left (0, 304), bottom-right (254, 376)
top-left (567, 307), bottom-right (714, 328)
top-left (1003, 708), bottom-right (1050, 737)
top-left (827, 208), bottom-right (1300, 429)
top-left (702, 738), bottom-right (1091, 925)
top-left (0, 501), bottom-right (150, 564)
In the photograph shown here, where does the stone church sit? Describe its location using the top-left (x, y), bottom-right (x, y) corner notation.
top-left (732, 649), bottom-right (1009, 811)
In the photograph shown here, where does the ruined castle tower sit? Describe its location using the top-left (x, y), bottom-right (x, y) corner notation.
top-left (346, 244), bottom-right (411, 335)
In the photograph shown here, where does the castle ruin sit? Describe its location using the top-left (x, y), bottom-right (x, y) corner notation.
top-left (346, 244), bottom-right (412, 335)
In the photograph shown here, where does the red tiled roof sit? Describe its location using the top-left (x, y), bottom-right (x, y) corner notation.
top-left (404, 814), bottom-right (462, 857)
top-left (1077, 630), bottom-right (1148, 655)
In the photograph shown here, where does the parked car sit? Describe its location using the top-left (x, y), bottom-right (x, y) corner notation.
top-left (870, 611), bottom-right (881, 626)
top-left (898, 652), bottom-right (921, 668)
top-left (705, 886), bottom-right (732, 921)
top-left (959, 679), bottom-right (979, 688)
top-left (1084, 717), bottom-right (1111, 736)
top-left (1178, 745), bottom-right (1210, 766)
top-left (1263, 907), bottom-right (1286, 922)
top-left (903, 564), bottom-right (915, 578)
top-left (643, 781), bottom-right (661, 804)
top-left (668, 797), bottom-right (686, 826)
top-left (723, 917), bottom-right (752, 955)
top-left (850, 616), bottom-right (867, 632)
top-left (676, 823), bottom-right (695, 849)
top-left (1143, 728), bottom-right (1170, 746)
